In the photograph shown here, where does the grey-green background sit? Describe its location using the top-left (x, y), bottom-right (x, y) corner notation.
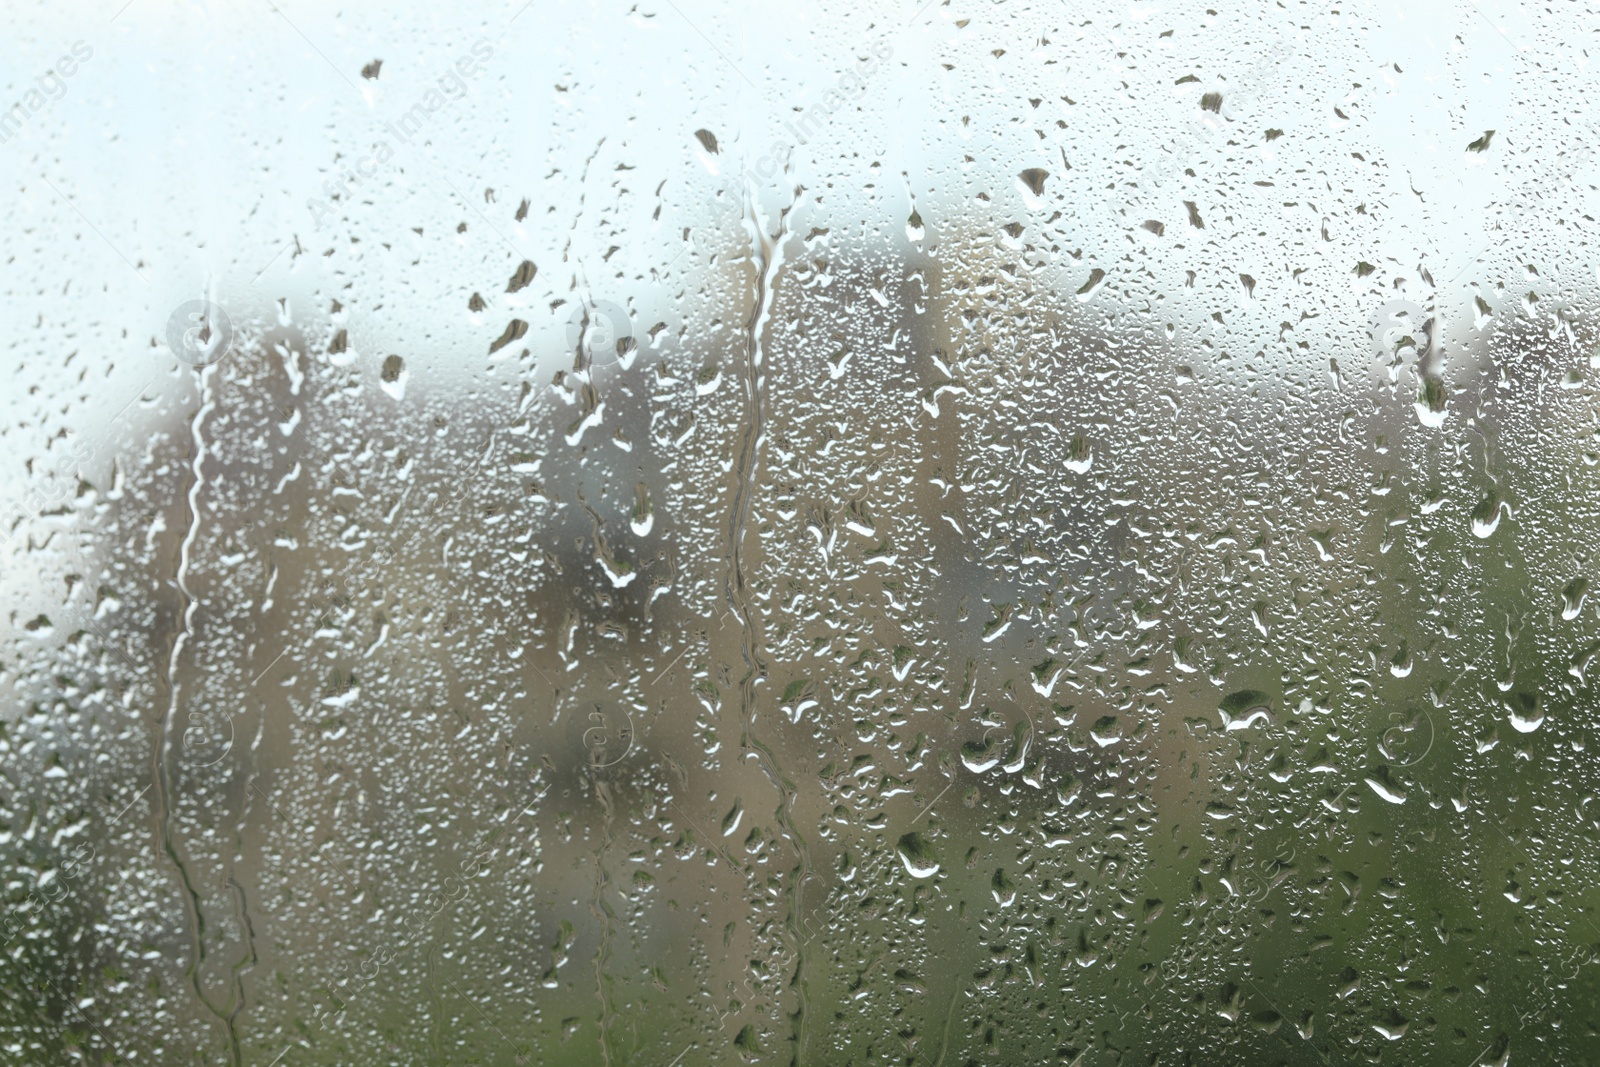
top-left (2, 0), bottom-right (1595, 1063)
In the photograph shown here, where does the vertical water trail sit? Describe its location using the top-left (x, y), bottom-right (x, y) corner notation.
top-left (152, 361), bottom-right (253, 1064)
top-left (590, 773), bottom-right (617, 1067)
top-left (726, 178), bottom-right (813, 1063)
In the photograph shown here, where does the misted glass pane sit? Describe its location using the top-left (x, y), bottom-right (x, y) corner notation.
top-left (1, 1), bottom-right (1592, 1064)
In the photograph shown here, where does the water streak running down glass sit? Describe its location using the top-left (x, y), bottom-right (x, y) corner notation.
top-left (2, 0), bottom-right (1597, 1063)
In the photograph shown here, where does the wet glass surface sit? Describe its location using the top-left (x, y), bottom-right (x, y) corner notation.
top-left (2, 1), bottom-right (1598, 1063)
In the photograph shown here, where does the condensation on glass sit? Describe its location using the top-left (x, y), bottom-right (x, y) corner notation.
top-left (1, 1), bottom-right (1594, 1064)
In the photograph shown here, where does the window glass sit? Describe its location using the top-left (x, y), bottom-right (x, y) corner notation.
top-left (1, 1), bottom-right (1592, 1063)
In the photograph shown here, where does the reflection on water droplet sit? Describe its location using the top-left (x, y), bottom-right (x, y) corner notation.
top-left (896, 832), bottom-right (939, 878)
top-left (906, 208), bottom-right (924, 241)
top-left (1471, 491), bottom-right (1507, 537)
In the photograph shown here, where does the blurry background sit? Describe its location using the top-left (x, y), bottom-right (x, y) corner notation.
top-left (2, 0), bottom-right (1599, 1063)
